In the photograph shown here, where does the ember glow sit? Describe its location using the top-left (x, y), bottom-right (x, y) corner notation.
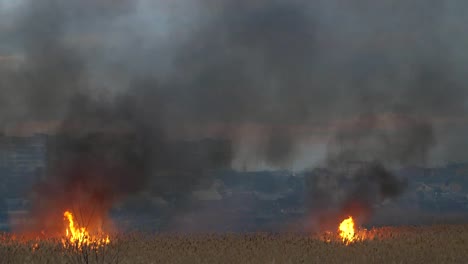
top-left (62, 210), bottom-right (110, 249)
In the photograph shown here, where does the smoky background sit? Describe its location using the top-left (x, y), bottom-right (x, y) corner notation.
top-left (0, 0), bottom-right (467, 232)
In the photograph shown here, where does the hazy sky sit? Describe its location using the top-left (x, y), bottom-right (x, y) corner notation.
top-left (1, 0), bottom-right (468, 170)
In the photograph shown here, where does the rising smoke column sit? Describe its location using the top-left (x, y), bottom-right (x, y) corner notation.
top-left (0, 0), bottom-right (467, 232)
top-left (305, 112), bottom-right (436, 230)
top-left (2, 0), bottom-right (234, 234)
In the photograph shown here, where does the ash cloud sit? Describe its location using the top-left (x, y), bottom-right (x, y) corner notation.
top-left (0, 0), bottom-right (468, 231)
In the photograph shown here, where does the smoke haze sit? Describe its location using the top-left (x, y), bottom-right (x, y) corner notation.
top-left (1, 0), bottom-right (468, 231)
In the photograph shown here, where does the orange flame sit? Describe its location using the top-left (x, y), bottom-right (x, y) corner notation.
top-left (62, 210), bottom-right (110, 249)
top-left (339, 216), bottom-right (356, 245)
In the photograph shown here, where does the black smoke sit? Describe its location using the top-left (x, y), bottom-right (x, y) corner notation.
top-left (0, 0), bottom-right (468, 231)
top-left (306, 112), bottom-right (435, 229)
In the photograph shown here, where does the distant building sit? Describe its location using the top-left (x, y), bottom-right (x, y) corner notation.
top-left (0, 133), bottom-right (48, 173)
top-left (0, 134), bottom-right (49, 197)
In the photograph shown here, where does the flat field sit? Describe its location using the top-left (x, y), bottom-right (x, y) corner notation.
top-left (1, 225), bottom-right (468, 264)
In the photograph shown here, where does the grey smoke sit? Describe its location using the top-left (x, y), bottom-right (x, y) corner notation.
top-left (0, 0), bottom-right (468, 229)
top-left (307, 112), bottom-right (434, 227)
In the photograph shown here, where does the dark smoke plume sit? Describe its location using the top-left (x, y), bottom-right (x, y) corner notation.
top-left (306, 112), bottom-right (434, 230)
top-left (1, 0), bottom-right (468, 231)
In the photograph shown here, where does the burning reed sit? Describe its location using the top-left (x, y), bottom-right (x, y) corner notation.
top-left (2, 224), bottom-right (468, 264)
top-left (1, 0), bottom-right (468, 250)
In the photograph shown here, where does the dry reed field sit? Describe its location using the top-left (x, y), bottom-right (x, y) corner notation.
top-left (1, 225), bottom-right (468, 264)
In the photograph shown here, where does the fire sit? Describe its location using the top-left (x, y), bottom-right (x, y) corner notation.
top-left (339, 216), bottom-right (356, 245)
top-left (337, 216), bottom-right (374, 245)
top-left (62, 210), bottom-right (110, 249)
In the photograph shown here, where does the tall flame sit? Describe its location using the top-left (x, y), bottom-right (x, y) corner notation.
top-left (339, 216), bottom-right (356, 245)
top-left (63, 210), bottom-right (110, 249)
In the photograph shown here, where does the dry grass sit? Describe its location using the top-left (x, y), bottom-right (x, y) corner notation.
top-left (1, 225), bottom-right (468, 264)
